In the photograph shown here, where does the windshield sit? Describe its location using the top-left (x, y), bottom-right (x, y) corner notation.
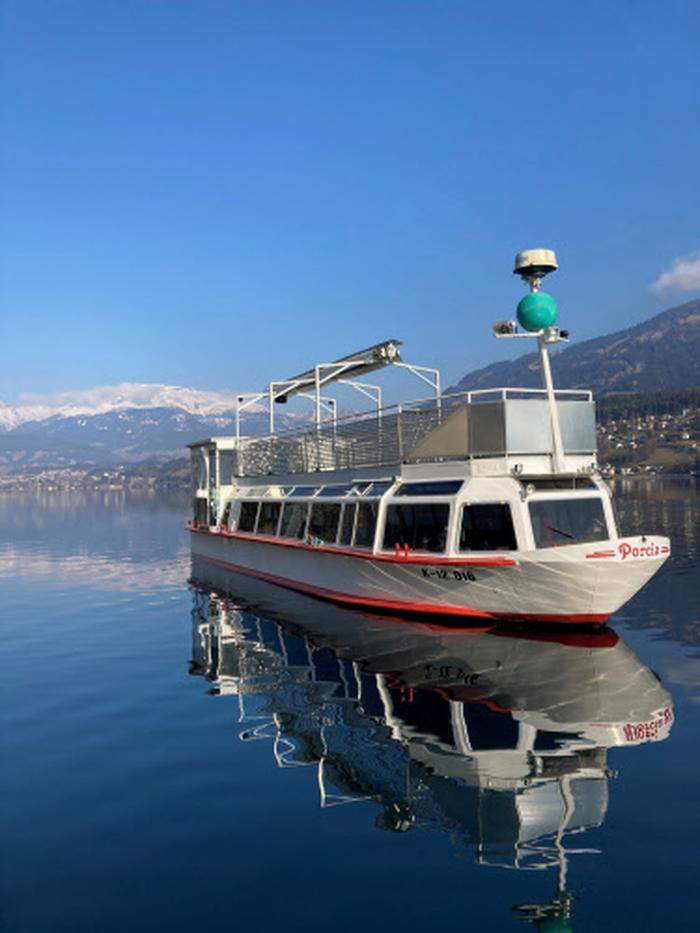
top-left (529, 497), bottom-right (609, 548)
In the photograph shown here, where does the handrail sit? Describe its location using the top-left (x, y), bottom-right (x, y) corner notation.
top-left (234, 384), bottom-right (593, 445)
top-left (210, 383), bottom-right (597, 475)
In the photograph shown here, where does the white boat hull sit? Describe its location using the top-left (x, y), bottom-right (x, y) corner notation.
top-left (190, 528), bottom-right (669, 625)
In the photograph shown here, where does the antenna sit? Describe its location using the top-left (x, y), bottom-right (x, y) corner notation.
top-left (492, 248), bottom-right (569, 473)
top-left (513, 248), bottom-right (558, 293)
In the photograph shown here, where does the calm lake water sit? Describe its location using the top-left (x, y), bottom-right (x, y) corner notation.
top-left (1, 479), bottom-right (698, 932)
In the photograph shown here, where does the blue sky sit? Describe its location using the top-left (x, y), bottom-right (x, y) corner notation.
top-left (2, 0), bottom-right (699, 403)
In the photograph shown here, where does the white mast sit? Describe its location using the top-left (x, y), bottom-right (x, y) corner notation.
top-left (493, 247), bottom-right (569, 474)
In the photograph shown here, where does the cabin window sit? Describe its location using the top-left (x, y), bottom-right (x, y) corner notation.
top-left (349, 481), bottom-right (393, 497)
top-left (383, 503), bottom-right (450, 553)
top-left (529, 497), bottom-right (608, 548)
top-left (219, 451), bottom-right (235, 485)
top-left (339, 503), bottom-right (356, 546)
top-left (220, 503), bottom-right (231, 529)
top-left (395, 480), bottom-right (463, 497)
top-left (191, 450), bottom-right (207, 490)
top-left (520, 477), bottom-right (597, 491)
top-left (365, 481), bottom-right (393, 496)
top-left (257, 502), bottom-right (281, 535)
top-left (289, 486), bottom-right (319, 498)
top-left (317, 484), bottom-right (353, 498)
top-left (238, 501), bottom-right (259, 533)
top-left (279, 502), bottom-right (308, 539)
top-left (460, 504), bottom-right (517, 551)
top-left (193, 498), bottom-right (209, 526)
top-left (353, 502), bottom-right (378, 548)
top-left (308, 503), bottom-right (341, 544)
top-left (208, 450), bottom-right (217, 487)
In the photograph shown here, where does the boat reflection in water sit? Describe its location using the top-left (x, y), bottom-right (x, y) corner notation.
top-left (189, 560), bottom-right (673, 930)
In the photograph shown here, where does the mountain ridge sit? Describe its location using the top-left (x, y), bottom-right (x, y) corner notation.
top-left (0, 382), bottom-right (248, 431)
top-left (448, 299), bottom-right (700, 395)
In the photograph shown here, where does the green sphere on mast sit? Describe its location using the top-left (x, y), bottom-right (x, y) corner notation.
top-left (516, 291), bottom-right (558, 332)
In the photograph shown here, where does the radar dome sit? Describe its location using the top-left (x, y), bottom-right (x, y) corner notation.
top-left (517, 291), bottom-right (558, 332)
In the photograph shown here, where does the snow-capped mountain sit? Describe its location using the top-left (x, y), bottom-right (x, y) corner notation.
top-left (0, 382), bottom-right (286, 473)
top-left (0, 382), bottom-right (246, 431)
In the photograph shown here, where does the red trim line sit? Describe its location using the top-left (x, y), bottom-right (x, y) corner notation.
top-left (193, 551), bottom-right (609, 625)
top-left (585, 550), bottom-right (616, 559)
top-left (188, 525), bottom-right (515, 568)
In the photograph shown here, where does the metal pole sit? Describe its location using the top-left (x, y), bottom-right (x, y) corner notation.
top-left (268, 384), bottom-right (275, 435)
top-left (539, 334), bottom-right (565, 473)
top-left (235, 398), bottom-right (241, 444)
top-left (314, 366), bottom-right (321, 428)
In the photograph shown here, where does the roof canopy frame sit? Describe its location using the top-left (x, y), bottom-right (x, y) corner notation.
top-left (235, 339), bottom-right (442, 436)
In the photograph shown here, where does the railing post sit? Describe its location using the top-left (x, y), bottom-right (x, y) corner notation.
top-left (397, 403), bottom-right (403, 461)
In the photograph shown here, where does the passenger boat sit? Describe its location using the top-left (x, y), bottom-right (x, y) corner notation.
top-left (188, 249), bottom-right (670, 625)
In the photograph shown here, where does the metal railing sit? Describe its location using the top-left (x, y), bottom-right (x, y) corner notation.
top-left (227, 386), bottom-right (594, 477)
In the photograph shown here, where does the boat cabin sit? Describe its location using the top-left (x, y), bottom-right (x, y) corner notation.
top-left (189, 461), bottom-right (615, 559)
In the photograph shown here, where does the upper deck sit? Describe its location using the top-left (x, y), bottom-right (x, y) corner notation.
top-left (190, 385), bottom-right (597, 487)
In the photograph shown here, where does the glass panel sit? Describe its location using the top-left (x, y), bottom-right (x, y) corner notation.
top-left (191, 450), bottom-right (207, 490)
top-left (460, 504), bottom-right (517, 551)
top-left (353, 502), bottom-right (378, 548)
top-left (395, 481), bottom-right (463, 497)
top-left (257, 502), bottom-right (281, 535)
top-left (339, 503), bottom-right (356, 546)
top-left (219, 451), bottom-right (235, 486)
top-left (193, 498), bottom-right (209, 525)
top-left (220, 503), bottom-right (231, 529)
top-left (316, 484), bottom-right (353, 498)
top-left (521, 477), bottom-right (597, 491)
top-left (383, 503), bottom-right (450, 553)
top-left (529, 498), bottom-right (608, 548)
top-left (365, 481), bottom-right (393, 496)
top-left (308, 503), bottom-right (341, 544)
top-left (238, 501), bottom-right (259, 533)
top-left (288, 486), bottom-right (319, 498)
top-left (279, 502), bottom-right (308, 539)
top-left (208, 450), bottom-right (217, 487)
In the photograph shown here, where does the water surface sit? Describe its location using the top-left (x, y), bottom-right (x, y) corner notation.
top-left (1, 479), bottom-right (698, 931)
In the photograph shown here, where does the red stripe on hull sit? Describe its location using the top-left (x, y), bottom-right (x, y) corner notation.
top-left (188, 525), bottom-right (515, 567)
top-left (192, 550), bottom-right (610, 626)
